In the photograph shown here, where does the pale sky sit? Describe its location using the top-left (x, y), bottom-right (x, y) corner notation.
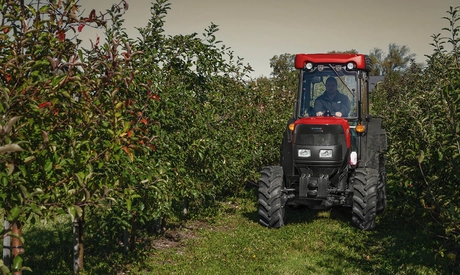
top-left (78, 0), bottom-right (460, 77)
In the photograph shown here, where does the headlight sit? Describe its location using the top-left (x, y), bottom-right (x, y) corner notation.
top-left (298, 149), bottom-right (311, 157)
top-left (319, 149), bottom-right (333, 158)
top-left (346, 62), bottom-right (356, 70)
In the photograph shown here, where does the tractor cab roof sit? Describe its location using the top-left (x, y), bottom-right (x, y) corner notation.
top-left (295, 53), bottom-right (371, 72)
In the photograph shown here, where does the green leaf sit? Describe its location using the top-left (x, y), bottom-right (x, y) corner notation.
top-left (51, 75), bottom-right (66, 88)
top-left (62, 91), bottom-right (71, 99)
top-left (68, 206), bottom-right (76, 220)
top-left (39, 5), bottom-right (49, 13)
top-left (417, 150), bottom-right (424, 164)
top-left (0, 263), bottom-right (10, 274)
top-left (126, 199), bottom-right (132, 211)
top-left (24, 156), bottom-right (36, 163)
top-left (74, 205), bottom-right (83, 218)
top-left (7, 206), bottom-right (20, 222)
top-left (12, 255), bottom-right (23, 271)
top-left (7, 162), bottom-right (14, 176)
top-left (78, 49), bottom-right (83, 61)
top-left (19, 185), bottom-right (29, 199)
top-left (1, 177), bottom-right (7, 187)
top-left (29, 103), bottom-right (39, 112)
top-left (44, 160), bottom-right (53, 173)
top-left (33, 59), bottom-right (51, 68)
top-left (438, 151), bottom-right (443, 161)
top-left (76, 172), bottom-right (85, 186)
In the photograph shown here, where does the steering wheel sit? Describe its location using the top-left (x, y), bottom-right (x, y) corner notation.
top-left (316, 110), bottom-right (335, 117)
top-left (324, 110), bottom-right (333, 117)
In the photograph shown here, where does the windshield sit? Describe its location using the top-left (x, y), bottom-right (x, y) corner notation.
top-left (298, 67), bottom-right (358, 119)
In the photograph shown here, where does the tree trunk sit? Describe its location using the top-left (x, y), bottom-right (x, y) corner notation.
top-left (73, 212), bottom-right (84, 274)
top-left (123, 229), bottom-right (128, 254)
top-left (3, 219), bottom-right (11, 270)
top-left (11, 221), bottom-right (24, 275)
top-left (129, 214), bottom-right (137, 252)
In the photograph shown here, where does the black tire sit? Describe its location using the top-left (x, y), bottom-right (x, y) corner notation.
top-left (258, 166), bottom-right (286, 228)
top-left (352, 168), bottom-right (378, 230)
top-left (377, 155), bottom-right (387, 214)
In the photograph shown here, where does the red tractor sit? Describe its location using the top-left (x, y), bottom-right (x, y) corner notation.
top-left (258, 53), bottom-right (387, 230)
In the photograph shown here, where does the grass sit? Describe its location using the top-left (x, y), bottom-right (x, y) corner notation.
top-left (137, 201), bottom-right (453, 275)
top-left (11, 195), bottom-right (460, 275)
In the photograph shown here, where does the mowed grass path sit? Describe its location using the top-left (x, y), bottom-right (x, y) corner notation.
top-left (135, 200), bottom-right (453, 275)
top-left (21, 196), bottom-right (457, 275)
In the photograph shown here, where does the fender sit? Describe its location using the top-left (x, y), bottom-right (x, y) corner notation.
top-left (358, 117), bottom-right (387, 169)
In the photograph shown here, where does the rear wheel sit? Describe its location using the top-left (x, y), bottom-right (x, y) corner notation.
top-left (352, 168), bottom-right (378, 230)
top-left (258, 166), bottom-right (286, 228)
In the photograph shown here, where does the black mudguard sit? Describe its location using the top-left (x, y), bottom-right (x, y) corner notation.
top-left (280, 118), bottom-right (295, 183)
top-left (358, 117), bottom-right (387, 169)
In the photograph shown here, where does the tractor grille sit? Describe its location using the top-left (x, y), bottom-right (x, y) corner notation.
top-left (296, 133), bottom-right (343, 146)
top-left (294, 124), bottom-right (346, 146)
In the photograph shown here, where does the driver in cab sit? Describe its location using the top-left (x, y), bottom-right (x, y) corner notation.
top-left (314, 77), bottom-right (350, 117)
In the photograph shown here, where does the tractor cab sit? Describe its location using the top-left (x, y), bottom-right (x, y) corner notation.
top-left (294, 54), bottom-right (373, 153)
top-left (295, 54), bottom-right (371, 118)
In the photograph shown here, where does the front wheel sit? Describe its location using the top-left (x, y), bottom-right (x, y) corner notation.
top-left (352, 168), bottom-right (378, 230)
top-left (258, 166), bottom-right (286, 228)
